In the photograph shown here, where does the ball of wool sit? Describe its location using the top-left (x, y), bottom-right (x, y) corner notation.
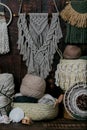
top-left (9, 107), bottom-right (24, 123)
top-left (20, 74), bottom-right (46, 99)
top-left (63, 45), bottom-right (82, 59)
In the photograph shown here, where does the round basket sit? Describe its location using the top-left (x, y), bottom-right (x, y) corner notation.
top-left (55, 59), bottom-right (87, 91)
top-left (63, 82), bottom-right (87, 120)
top-left (13, 103), bottom-right (58, 121)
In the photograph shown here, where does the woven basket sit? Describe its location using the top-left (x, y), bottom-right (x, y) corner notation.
top-left (13, 103), bottom-right (58, 121)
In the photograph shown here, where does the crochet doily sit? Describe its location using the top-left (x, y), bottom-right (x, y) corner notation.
top-left (64, 82), bottom-right (87, 120)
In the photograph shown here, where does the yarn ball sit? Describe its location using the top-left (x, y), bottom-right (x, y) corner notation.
top-left (20, 74), bottom-right (46, 99)
top-left (9, 107), bottom-right (24, 123)
top-left (63, 45), bottom-right (82, 59)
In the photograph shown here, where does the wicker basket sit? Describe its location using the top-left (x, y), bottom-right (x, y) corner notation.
top-left (13, 103), bottom-right (58, 121)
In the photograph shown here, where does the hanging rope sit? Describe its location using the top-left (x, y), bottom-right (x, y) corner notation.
top-left (52, 0), bottom-right (63, 58)
top-left (18, 0), bottom-right (23, 14)
top-left (52, 0), bottom-right (59, 13)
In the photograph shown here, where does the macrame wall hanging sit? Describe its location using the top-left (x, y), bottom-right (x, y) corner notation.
top-left (60, 0), bottom-right (87, 44)
top-left (17, 0), bottom-right (63, 79)
top-left (0, 2), bottom-right (12, 54)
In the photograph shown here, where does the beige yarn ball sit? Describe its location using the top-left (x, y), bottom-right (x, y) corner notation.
top-left (20, 74), bottom-right (46, 99)
top-left (63, 45), bottom-right (82, 59)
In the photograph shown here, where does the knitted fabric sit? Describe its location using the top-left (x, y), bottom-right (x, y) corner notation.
top-left (17, 13), bottom-right (62, 78)
top-left (13, 95), bottom-right (38, 103)
top-left (20, 74), bottom-right (46, 99)
top-left (55, 59), bottom-right (87, 91)
top-left (60, 0), bottom-right (87, 44)
top-left (65, 23), bottom-right (87, 44)
top-left (0, 12), bottom-right (10, 54)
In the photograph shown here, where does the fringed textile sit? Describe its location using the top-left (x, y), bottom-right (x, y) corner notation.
top-left (55, 59), bottom-right (87, 91)
top-left (0, 12), bottom-right (10, 54)
top-left (60, 2), bottom-right (87, 28)
top-left (17, 13), bottom-right (62, 78)
top-left (60, 0), bottom-right (87, 44)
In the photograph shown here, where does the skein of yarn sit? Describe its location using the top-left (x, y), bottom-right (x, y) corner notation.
top-left (20, 74), bottom-right (46, 99)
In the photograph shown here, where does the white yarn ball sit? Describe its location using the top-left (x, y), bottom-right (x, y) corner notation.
top-left (9, 107), bottom-right (24, 123)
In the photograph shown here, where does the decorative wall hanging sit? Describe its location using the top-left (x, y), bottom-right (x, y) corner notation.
top-left (0, 2), bottom-right (12, 54)
top-left (60, 0), bottom-right (87, 44)
top-left (17, 0), bottom-right (63, 78)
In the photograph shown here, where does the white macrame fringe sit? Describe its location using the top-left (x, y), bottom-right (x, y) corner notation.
top-left (17, 13), bottom-right (62, 78)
